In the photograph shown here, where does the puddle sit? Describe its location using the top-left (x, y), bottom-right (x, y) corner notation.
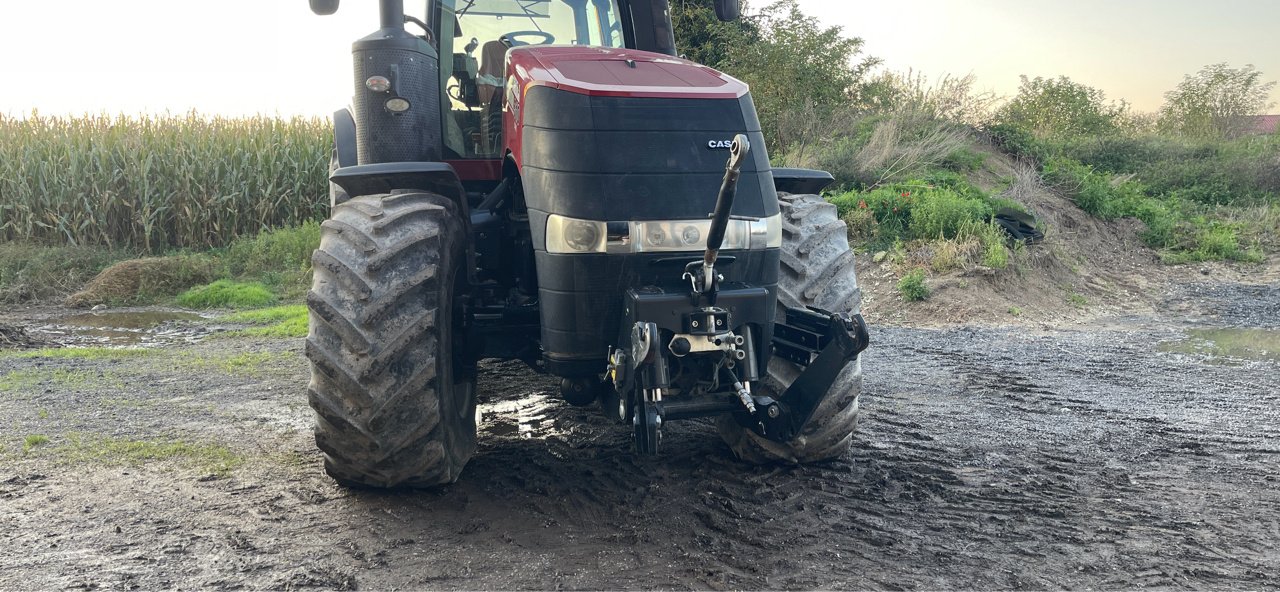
top-left (34, 310), bottom-right (211, 347)
top-left (1160, 328), bottom-right (1280, 363)
top-left (478, 392), bottom-right (560, 440)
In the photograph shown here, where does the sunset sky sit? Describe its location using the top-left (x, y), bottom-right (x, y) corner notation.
top-left (1, 0), bottom-right (1276, 117)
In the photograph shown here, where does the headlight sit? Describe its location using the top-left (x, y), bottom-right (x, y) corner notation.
top-left (750, 213), bottom-right (783, 249)
top-left (545, 214), bottom-right (782, 254)
top-left (546, 215), bottom-right (607, 253)
top-left (633, 220), bottom-right (748, 252)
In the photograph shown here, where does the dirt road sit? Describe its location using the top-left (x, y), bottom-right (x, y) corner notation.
top-left (1, 279), bottom-right (1277, 590)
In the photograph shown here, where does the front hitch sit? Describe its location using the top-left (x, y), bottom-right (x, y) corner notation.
top-left (749, 307), bottom-right (870, 442)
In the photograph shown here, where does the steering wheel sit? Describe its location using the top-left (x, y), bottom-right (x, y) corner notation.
top-left (502, 31), bottom-right (555, 47)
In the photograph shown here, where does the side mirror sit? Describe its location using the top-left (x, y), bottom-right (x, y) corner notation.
top-left (713, 0), bottom-right (740, 21)
top-left (310, 0), bottom-right (339, 15)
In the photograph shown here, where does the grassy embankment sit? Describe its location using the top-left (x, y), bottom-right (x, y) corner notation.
top-left (775, 74), bottom-right (1279, 300)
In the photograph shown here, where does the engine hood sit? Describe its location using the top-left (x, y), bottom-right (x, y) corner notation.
top-left (506, 46), bottom-right (749, 99)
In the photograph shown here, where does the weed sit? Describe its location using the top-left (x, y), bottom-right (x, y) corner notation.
top-left (176, 280), bottom-right (276, 308)
top-left (983, 242), bottom-right (1011, 269)
top-left (1008, 307), bottom-right (1023, 316)
top-left (1067, 292), bottom-right (1089, 308)
top-left (37, 408), bottom-right (49, 419)
top-left (928, 239), bottom-right (979, 272)
top-left (23, 434), bottom-right (49, 453)
top-left (898, 268), bottom-right (930, 301)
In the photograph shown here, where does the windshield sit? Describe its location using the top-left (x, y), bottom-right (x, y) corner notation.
top-left (430, 0), bottom-right (625, 159)
top-left (451, 0), bottom-right (624, 48)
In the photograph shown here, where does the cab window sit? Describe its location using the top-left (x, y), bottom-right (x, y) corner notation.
top-left (432, 0), bottom-right (624, 158)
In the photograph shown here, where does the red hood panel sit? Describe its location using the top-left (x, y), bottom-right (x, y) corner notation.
top-left (508, 46), bottom-right (748, 99)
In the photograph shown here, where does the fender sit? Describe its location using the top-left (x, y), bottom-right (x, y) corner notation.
top-left (771, 167), bottom-right (835, 195)
top-left (332, 108), bottom-right (357, 168)
top-left (329, 161), bottom-right (467, 207)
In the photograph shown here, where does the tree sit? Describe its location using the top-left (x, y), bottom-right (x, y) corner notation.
top-left (1158, 63), bottom-right (1277, 139)
top-left (718, 0), bottom-right (879, 150)
top-left (994, 76), bottom-right (1129, 138)
top-left (670, 0), bottom-right (759, 68)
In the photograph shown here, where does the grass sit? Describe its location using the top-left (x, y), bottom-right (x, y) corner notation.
top-left (6, 347), bottom-right (159, 361)
top-left (0, 113), bottom-right (329, 254)
top-left (224, 304), bottom-right (307, 324)
top-left (0, 368), bottom-right (122, 392)
top-left (1067, 292), bottom-right (1089, 308)
top-left (216, 304), bottom-right (311, 338)
top-left (53, 433), bottom-right (244, 475)
top-left (176, 279), bottom-right (277, 308)
top-left (177, 350), bottom-right (295, 377)
top-left (223, 304), bottom-right (308, 338)
top-left (898, 268), bottom-right (930, 301)
top-left (236, 315), bottom-right (308, 338)
top-left (222, 304), bottom-right (307, 338)
top-left (23, 434), bottom-right (49, 453)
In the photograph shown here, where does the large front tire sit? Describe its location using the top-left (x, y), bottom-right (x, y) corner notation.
top-left (306, 191), bottom-right (477, 488)
top-left (718, 193), bottom-right (864, 463)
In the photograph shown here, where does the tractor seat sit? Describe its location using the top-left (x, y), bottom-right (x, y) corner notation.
top-left (477, 40), bottom-right (508, 104)
top-left (477, 40), bottom-right (508, 155)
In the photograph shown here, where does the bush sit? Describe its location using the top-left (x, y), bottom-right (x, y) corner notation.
top-left (898, 268), bottom-right (930, 301)
top-left (222, 221), bottom-right (320, 277)
top-left (942, 147), bottom-right (987, 171)
top-left (992, 76), bottom-right (1130, 139)
top-left (1158, 63), bottom-right (1277, 139)
top-left (984, 121), bottom-right (1057, 166)
top-left (176, 280), bottom-right (276, 309)
top-left (1042, 156), bottom-right (1149, 219)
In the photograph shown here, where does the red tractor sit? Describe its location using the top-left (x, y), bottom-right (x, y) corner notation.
top-left (307, 0), bottom-right (868, 487)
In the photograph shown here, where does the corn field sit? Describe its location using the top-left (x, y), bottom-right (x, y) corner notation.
top-left (0, 113), bottom-right (330, 253)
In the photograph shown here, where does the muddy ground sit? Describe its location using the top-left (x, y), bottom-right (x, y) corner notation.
top-left (1, 274), bottom-right (1278, 590)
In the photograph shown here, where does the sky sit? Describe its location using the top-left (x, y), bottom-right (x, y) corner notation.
top-left (0, 0), bottom-right (1277, 117)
